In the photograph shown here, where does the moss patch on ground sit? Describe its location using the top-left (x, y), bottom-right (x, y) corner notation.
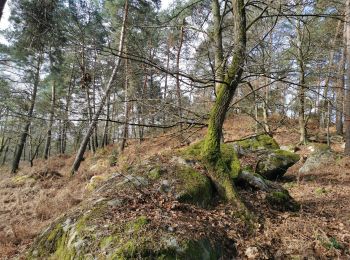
top-left (266, 191), bottom-right (300, 212)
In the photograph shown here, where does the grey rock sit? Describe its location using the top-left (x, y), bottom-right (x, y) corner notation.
top-left (299, 150), bottom-right (336, 174)
top-left (159, 179), bottom-right (171, 193)
top-left (120, 175), bottom-right (149, 187)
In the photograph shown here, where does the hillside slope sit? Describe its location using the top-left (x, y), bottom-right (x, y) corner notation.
top-left (0, 115), bottom-right (349, 259)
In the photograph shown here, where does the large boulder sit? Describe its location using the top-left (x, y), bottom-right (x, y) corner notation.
top-left (234, 134), bottom-right (279, 154)
top-left (256, 149), bottom-right (300, 180)
top-left (234, 135), bottom-right (300, 180)
top-left (27, 156), bottom-right (236, 259)
top-left (299, 145), bottom-right (337, 174)
top-left (28, 202), bottom-right (228, 259)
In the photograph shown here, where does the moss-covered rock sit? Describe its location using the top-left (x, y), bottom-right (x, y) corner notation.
top-left (176, 166), bottom-right (213, 208)
top-left (256, 149), bottom-right (300, 180)
top-left (179, 141), bottom-right (243, 207)
top-left (28, 199), bottom-right (231, 259)
top-left (266, 190), bottom-right (300, 211)
top-left (148, 167), bottom-right (163, 180)
top-left (180, 141), bottom-right (241, 181)
top-left (235, 134), bottom-right (279, 152)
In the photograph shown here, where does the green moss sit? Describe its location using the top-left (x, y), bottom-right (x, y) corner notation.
top-left (52, 231), bottom-right (77, 260)
top-left (315, 187), bottom-right (327, 195)
top-left (236, 134), bottom-right (279, 151)
top-left (256, 149), bottom-right (300, 180)
top-left (181, 141), bottom-right (241, 181)
top-left (176, 166), bottom-right (213, 208)
top-left (148, 167), bottom-right (162, 180)
top-left (180, 140), bottom-right (204, 160)
top-left (273, 149), bottom-right (300, 161)
top-left (180, 239), bottom-right (222, 259)
top-left (266, 191), bottom-right (300, 212)
top-left (127, 216), bottom-right (149, 232)
top-left (28, 222), bottom-right (78, 259)
top-left (109, 148), bottom-right (119, 166)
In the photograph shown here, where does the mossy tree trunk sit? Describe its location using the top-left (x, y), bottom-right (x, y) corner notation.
top-left (202, 0), bottom-right (246, 203)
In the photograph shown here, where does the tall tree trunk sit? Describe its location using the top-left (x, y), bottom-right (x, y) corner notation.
top-left (61, 68), bottom-right (75, 154)
top-left (336, 47), bottom-right (345, 135)
top-left (297, 20), bottom-right (307, 144)
top-left (120, 49), bottom-right (130, 152)
top-left (162, 41), bottom-right (170, 133)
top-left (176, 19), bottom-right (185, 129)
top-left (44, 81), bottom-right (56, 159)
top-left (102, 93), bottom-right (110, 147)
top-left (70, 0), bottom-right (128, 174)
top-left (211, 0), bottom-right (224, 92)
top-left (202, 0), bottom-right (246, 204)
top-left (11, 54), bottom-right (42, 173)
top-left (262, 77), bottom-right (270, 134)
top-left (344, 0), bottom-right (350, 154)
top-left (320, 20), bottom-right (342, 130)
top-left (0, 0), bottom-right (7, 21)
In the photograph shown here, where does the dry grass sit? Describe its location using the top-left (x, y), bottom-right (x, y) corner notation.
top-left (0, 115), bottom-right (349, 258)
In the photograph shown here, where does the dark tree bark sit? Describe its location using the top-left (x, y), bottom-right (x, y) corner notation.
top-left (44, 82), bottom-right (56, 159)
top-left (0, 0), bottom-right (7, 21)
top-left (11, 55), bottom-right (42, 173)
top-left (70, 0), bottom-right (129, 174)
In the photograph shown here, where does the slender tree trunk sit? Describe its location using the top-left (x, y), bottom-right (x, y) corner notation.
top-left (120, 50), bottom-right (129, 152)
top-left (297, 20), bottom-right (307, 144)
top-left (320, 20), bottom-right (342, 130)
top-left (176, 19), bottom-right (185, 129)
top-left (344, 0), bottom-right (350, 154)
top-left (202, 0), bottom-right (246, 204)
top-left (70, 0), bottom-right (128, 174)
top-left (44, 81), bottom-right (56, 159)
top-left (11, 54), bottom-right (42, 173)
top-left (92, 50), bottom-right (99, 150)
top-left (336, 47), bottom-right (345, 135)
top-left (0, 0), bottom-right (7, 21)
top-left (102, 93), bottom-right (110, 147)
top-left (62, 68), bottom-right (75, 154)
top-left (162, 42), bottom-right (170, 133)
top-left (2, 145), bottom-right (8, 165)
top-left (211, 0), bottom-right (224, 92)
top-left (262, 77), bottom-right (270, 134)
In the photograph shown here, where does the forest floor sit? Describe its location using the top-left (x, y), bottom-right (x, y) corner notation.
top-left (0, 115), bottom-right (349, 259)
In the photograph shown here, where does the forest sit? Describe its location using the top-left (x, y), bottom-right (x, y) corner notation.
top-left (0, 0), bottom-right (349, 259)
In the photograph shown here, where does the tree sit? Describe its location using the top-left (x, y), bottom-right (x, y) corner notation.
top-left (0, 0), bottom-right (7, 20)
top-left (201, 0), bottom-right (246, 204)
top-left (70, 0), bottom-right (129, 174)
top-left (344, 0), bottom-right (350, 154)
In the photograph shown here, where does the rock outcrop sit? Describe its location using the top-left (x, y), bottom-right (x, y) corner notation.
top-left (234, 135), bottom-right (300, 180)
